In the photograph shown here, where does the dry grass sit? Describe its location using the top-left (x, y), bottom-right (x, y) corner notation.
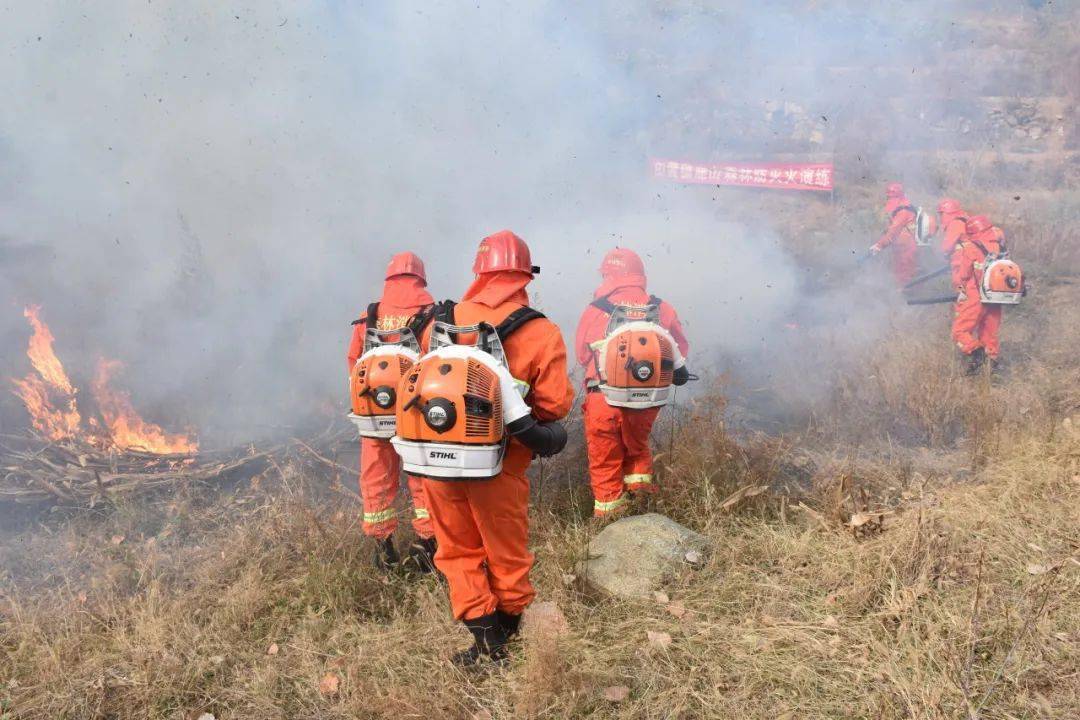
top-left (2, 391), bottom-right (1078, 719)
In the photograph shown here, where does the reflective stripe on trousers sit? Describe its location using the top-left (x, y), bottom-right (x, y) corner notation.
top-left (624, 473), bottom-right (652, 487)
top-left (363, 507), bottom-right (397, 525)
top-left (593, 494), bottom-right (628, 515)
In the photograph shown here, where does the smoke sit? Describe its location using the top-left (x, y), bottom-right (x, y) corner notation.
top-left (0, 1), bottom-right (1064, 441)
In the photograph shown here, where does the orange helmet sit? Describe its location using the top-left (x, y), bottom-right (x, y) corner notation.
top-left (886, 182), bottom-right (905, 198)
top-left (472, 230), bottom-right (538, 275)
top-left (966, 215), bottom-right (993, 235)
top-left (600, 247), bottom-right (646, 278)
top-left (385, 252), bottom-right (426, 282)
top-left (937, 198), bottom-right (963, 215)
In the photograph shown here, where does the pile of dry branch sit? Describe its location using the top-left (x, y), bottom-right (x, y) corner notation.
top-left (0, 424), bottom-right (353, 506)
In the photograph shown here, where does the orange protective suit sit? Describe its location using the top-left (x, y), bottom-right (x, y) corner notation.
top-left (937, 211), bottom-right (969, 257)
top-left (951, 226), bottom-right (1004, 359)
top-left (348, 270), bottom-right (436, 540)
top-left (422, 264), bottom-right (574, 621)
top-left (574, 267), bottom-right (689, 516)
top-left (872, 197), bottom-right (919, 286)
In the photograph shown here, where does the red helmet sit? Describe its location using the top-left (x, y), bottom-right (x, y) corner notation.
top-left (600, 247), bottom-right (646, 278)
top-left (472, 230), bottom-right (538, 275)
top-left (385, 251), bottom-right (426, 281)
top-left (886, 182), bottom-right (905, 198)
top-left (965, 215), bottom-right (993, 235)
top-left (937, 198), bottom-right (963, 215)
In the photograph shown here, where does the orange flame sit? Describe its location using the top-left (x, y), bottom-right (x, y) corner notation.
top-left (10, 306), bottom-right (82, 441)
top-left (10, 374), bottom-right (82, 441)
top-left (9, 306), bottom-right (198, 454)
top-left (91, 359), bottom-right (198, 454)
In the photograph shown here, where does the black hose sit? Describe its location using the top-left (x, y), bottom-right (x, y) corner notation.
top-left (505, 415), bottom-right (568, 457)
top-left (673, 366), bottom-right (691, 386)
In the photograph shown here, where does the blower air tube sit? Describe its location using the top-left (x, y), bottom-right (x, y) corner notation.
top-left (506, 415), bottom-right (568, 457)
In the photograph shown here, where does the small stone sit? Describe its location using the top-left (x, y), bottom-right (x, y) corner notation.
top-left (602, 685), bottom-right (630, 702)
top-left (319, 672), bottom-right (340, 695)
top-left (523, 600), bottom-right (569, 639)
top-left (665, 601), bottom-right (687, 618)
top-left (645, 630), bottom-right (672, 650)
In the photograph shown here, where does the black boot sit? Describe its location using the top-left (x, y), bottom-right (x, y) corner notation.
top-left (964, 347), bottom-right (987, 375)
top-left (373, 537), bottom-right (399, 571)
top-left (404, 536), bottom-right (437, 574)
top-left (451, 613), bottom-right (509, 667)
top-left (496, 609), bottom-right (522, 638)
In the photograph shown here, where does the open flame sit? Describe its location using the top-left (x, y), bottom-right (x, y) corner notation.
top-left (8, 306), bottom-right (198, 454)
top-left (91, 359), bottom-right (198, 454)
top-left (10, 306), bottom-right (82, 441)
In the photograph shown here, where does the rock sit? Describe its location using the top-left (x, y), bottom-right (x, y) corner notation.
top-left (578, 513), bottom-right (709, 600)
top-left (645, 630), bottom-right (672, 650)
top-left (602, 685), bottom-right (630, 702)
top-left (522, 600), bottom-right (569, 640)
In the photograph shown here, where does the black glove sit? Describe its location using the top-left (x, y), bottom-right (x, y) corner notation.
top-left (506, 415), bottom-right (568, 457)
top-left (673, 365), bottom-right (690, 386)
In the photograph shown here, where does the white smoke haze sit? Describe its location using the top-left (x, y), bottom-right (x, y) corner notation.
top-left (1, 1), bottom-right (1066, 442)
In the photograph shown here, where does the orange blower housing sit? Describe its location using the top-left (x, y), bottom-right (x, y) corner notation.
top-left (592, 301), bottom-right (685, 409)
top-left (979, 256), bottom-right (1024, 305)
top-left (348, 328), bottom-right (420, 439)
top-left (391, 322), bottom-right (533, 479)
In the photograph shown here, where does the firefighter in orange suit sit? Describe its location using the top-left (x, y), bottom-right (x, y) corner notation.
top-left (421, 230), bottom-right (573, 665)
top-left (347, 252), bottom-right (438, 570)
top-left (936, 197), bottom-right (969, 257)
top-left (574, 248), bottom-right (690, 516)
top-left (951, 216), bottom-right (1005, 373)
top-left (869, 182), bottom-right (919, 286)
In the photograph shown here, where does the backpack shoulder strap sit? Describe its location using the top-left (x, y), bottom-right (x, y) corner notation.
top-left (495, 307), bottom-right (546, 340)
top-left (406, 303), bottom-right (437, 336)
top-left (590, 296), bottom-right (616, 314)
top-left (432, 299), bottom-right (457, 325)
top-left (647, 295), bottom-right (663, 308)
top-left (891, 204), bottom-right (915, 218)
top-left (971, 239), bottom-right (992, 258)
top-left (352, 301), bottom-right (379, 326)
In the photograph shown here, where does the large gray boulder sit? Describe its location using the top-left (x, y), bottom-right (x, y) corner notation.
top-left (578, 513), bottom-right (709, 600)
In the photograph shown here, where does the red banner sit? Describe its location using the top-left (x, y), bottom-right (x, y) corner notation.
top-left (651, 158), bottom-right (833, 192)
